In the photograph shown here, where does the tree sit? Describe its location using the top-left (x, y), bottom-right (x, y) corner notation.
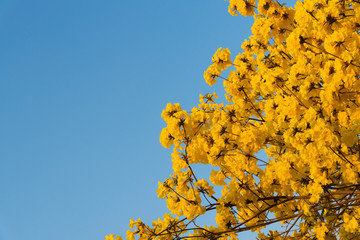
top-left (107, 0), bottom-right (360, 239)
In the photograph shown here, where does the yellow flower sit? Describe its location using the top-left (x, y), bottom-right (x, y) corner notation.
top-left (204, 64), bottom-right (221, 86)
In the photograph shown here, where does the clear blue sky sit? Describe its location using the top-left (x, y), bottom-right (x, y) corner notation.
top-left (0, 1), bottom-right (293, 239)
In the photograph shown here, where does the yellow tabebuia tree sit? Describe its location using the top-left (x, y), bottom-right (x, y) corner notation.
top-left (107, 0), bottom-right (360, 239)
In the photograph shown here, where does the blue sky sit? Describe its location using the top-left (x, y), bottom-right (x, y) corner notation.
top-left (0, 1), bottom-right (290, 239)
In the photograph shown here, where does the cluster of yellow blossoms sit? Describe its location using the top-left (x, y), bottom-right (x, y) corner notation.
top-left (107, 0), bottom-right (360, 239)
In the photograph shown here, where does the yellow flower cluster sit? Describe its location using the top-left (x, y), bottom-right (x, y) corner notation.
top-left (204, 48), bottom-right (232, 86)
top-left (109, 0), bottom-right (360, 239)
top-left (105, 234), bottom-right (122, 240)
